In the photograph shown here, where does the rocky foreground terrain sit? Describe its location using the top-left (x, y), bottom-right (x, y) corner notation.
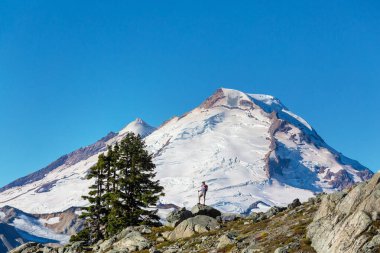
top-left (10, 173), bottom-right (380, 253)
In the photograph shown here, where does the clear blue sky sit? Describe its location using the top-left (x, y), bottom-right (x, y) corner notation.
top-left (0, 1), bottom-right (379, 187)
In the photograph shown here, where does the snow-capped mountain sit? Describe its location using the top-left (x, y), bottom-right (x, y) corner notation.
top-left (0, 88), bottom-right (373, 216)
top-left (119, 117), bottom-right (156, 137)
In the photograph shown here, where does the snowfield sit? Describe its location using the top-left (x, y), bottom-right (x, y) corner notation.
top-left (12, 215), bottom-right (69, 243)
top-left (0, 88), bottom-right (372, 216)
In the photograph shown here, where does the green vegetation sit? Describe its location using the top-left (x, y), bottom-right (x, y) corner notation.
top-left (71, 133), bottom-right (164, 244)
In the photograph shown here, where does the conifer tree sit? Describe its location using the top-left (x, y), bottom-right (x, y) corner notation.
top-left (71, 132), bottom-right (164, 242)
top-left (72, 154), bottom-right (107, 243)
top-left (106, 133), bottom-right (164, 236)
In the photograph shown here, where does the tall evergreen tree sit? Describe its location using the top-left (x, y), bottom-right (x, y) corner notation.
top-left (106, 133), bottom-right (164, 235)
top-left (72, 154), bottom-right (107, 243)
top-left (71, 132), bottom-right (164, 242)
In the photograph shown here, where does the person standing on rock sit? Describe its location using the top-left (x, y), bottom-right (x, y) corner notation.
top-left (198, 181), bottom-right (208, 205)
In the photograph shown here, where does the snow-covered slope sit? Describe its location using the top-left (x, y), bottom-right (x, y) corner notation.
top-left (119, 118), bottom-right (156, 137)
top-left (0, 88), bottom-right (373, 215)
top-left (0, 205), bottom-right (83, 252)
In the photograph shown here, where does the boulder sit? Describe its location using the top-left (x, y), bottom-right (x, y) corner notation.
top-left (10, 243), bottom-right (62, 253)
top-left (42, 246), bottom-right (57, 253)
top-left (287, 198), bottom-right (301, 209)
top-left (161, 231), bottom-right (172, 240)
top-left (216, 213), bottom-right (240, 223)
top-left (112, 231), bottom-right (151, 252)
top-left (9, 243), bottom-right (42, 253)
top-left (241, 241), bottom-right (260, 253)
top-left (362, 234), bottom-right (380, 252)
top-left (274, 246), bottom-right (288, 253)
top-left (249, 206), bottom-right (286, 222)
top-left (98, 235), bottom-right (118, 252)
top-left (141, 227), bottom-right (152, 234)
top-left (191, 204), bottom-right (221, 218)
top-left (67, 241), bottom-right (86, 252)
top-left (249, 212), bottom-right (266, 222)
top-left (217, 233), bottom-right (236, 249)
top-left (162, 246), bottom-right (181, 253)
top-left (163, 215), bottom-right (219, 240)
top-left (97, 228), bottom-right (151, 252)
top-left (156, 237), bottom-right (165, 243)
top-left (307, 173), bottom-right (380, 253)
top-left (149, 247), bottom-right (162, 253)
top-left (265, 206), bottom-right (286, 218)
top-left (166, 207), bottom-right (193, 227)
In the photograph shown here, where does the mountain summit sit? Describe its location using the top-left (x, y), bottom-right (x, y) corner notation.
top-left (0, 88), bottom-right (372, 215)
top-left (119, 118), bottom-right (156, 137)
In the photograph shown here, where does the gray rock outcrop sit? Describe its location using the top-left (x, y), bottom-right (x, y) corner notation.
top-left (163, 215), bottom-right (219, 240)
top-left (217, 233), bottom-right (236, 249)
top-left (9, 243), bottom-right (41, 253)
top-left (103, 230), bottom-right (150, 252)
top-left (166, 207), bottom-right (193, 227)
top-left (191, 204), bottom-right (221, 218)
top-left (287, 198), bottom-right (301, 209)
top-left (216, 213), bottom-right (240, 223)
top-left (274, 246), bottom-right (288, 253)
top-left (96, 226), bottom-right (151, 252)
top-left (10, 226), bottom-right (152, 253)
top-left (249, 205), bottom-right (286, 222)
top-left (307, 173), bottom-right (380, 253)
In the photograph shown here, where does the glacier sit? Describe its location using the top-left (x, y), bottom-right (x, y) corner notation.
top-left (0, 88), bottom-right (372, 215)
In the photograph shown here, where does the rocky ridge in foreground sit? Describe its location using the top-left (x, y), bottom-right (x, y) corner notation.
top-left (10, 173), bottom-right (380, 253)
top-left (10, 199), bottom-right (318, 253)
top-left (308, 173), bottom-right (380, 253)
